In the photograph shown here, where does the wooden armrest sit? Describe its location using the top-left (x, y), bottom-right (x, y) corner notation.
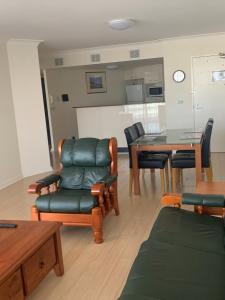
top-left (28, 183), bottom-right (44, 195)
top-left (28, 173), bottom-right (60, 195)
top-left (91, 183), bottom-right (105, 196)
top-left (161, 193), bottom-right (182, 208)
top-left (98, 175), bottom-right (117, 187)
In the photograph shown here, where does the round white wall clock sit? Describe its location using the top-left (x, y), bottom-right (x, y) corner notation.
top-left (173, 70), bottom-right (185, 83)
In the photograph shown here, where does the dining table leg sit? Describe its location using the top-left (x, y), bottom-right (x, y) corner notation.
top-left (131, 145), bottom-right (140, 195)
top-left (195, 143), bottom-right (202, 185)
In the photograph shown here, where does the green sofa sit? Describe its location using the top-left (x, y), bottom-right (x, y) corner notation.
top-left (119, 193), bottom-right (225, 300)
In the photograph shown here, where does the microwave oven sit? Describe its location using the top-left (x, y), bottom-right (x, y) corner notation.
top-left (146, 84), bottom-right (163, 97)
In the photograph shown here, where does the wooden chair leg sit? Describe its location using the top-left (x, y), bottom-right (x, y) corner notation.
top-left (142, 169), bottom-right (145, 176)
top-left (165, 163), bottom-right (169, 192)
top-left (31, 205), bottom-right (40, 221)
top-left (176, 169), bottom-right (181, 185)
top-left (129, 169), bottom-right (133, 195)
top-left (160, 169), bottom-right (165, 194)
top-left (180, 169), bottom-right (183, 186)
top-left (110, 182), bottom-right (119, 216)
top-left (209, 165), bottom-right (213, 181)
top-left (150, 169), bottom-right (155, 174)
top-left (92, 207), bottom-right (103, 244)
top-left (172, 168), bottom-right (177, 193)
top-left (205, 166), bottom-right (213, 182)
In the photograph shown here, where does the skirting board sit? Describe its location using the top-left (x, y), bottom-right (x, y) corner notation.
top-left (0, 165), bottom-right (53, 190)
top-left (25, 167), bottom-right (53, 178)
top-left (0, 173), bottom-right (23, 190)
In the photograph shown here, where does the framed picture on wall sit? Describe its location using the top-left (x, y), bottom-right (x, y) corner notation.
top-left (85, 72), bottom-right (107, 93)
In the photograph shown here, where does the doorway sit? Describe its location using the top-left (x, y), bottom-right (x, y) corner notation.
top-left (192, 55), bottom-right (225, 152)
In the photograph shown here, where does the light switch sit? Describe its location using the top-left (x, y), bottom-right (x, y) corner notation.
top-left (177, 99), bottom-right (184, 104)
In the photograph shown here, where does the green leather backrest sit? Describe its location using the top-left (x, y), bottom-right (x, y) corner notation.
top-left (60, 138), bottom-right (111, 189)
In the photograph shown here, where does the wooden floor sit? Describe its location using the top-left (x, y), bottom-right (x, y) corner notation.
top-left (1, 153), bottom-right (225, 300)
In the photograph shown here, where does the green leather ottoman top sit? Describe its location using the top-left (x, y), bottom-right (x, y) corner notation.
top-left (118, 206), bottom-right (225, 300)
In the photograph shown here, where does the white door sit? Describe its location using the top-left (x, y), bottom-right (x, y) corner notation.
top-left (193, 55), bottom-right (225, 152)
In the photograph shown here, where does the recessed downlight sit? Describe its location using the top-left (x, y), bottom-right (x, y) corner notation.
top-left (108, 19), bottom-right (135, 30)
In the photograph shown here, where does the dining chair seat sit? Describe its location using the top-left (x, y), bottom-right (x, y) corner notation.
top-left (171, 153), bottom-right (195, 169)
top-left (144, 150), bottom-right (172, 156)
top-left (176, 150), bottom-right (195, 154)
top-left (139, 153), bottom-right (168, 169)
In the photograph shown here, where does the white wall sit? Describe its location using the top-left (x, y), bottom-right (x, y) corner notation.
top-left (7, 40), bottom-right (51, 177)
top-left (45, 67), bottom-right (126, 148)
top-left (40, 33), bottom-right (225, 130)
top-left (0, 43), bottom-right (22, 189)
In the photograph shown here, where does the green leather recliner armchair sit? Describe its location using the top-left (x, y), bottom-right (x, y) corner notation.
top-left (28, 137), bottom-right (119, 243)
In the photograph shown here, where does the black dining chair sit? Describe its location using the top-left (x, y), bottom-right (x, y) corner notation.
top-left (171, 122), bottom-right (213, 192)
top-left (124, 125), bottom-right (169, 194)
top-left (133, 122), bottom-right (172, 157)
top-left (176, 118), bottom-right (214, 155)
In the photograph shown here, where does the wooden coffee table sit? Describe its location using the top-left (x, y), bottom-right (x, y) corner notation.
top-left (196, 181), bottom-right (225, 215)
top-left (0, 220), bottom-right (64, 300)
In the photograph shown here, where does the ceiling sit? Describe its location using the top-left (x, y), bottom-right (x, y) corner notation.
top-left (1, 0), bottom-right (225, 51)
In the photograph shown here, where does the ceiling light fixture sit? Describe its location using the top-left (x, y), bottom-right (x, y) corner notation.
top-left (108, 19), bottom-right (135, 30)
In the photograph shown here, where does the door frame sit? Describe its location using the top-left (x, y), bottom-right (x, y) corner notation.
top-left (42, 70), bottom-right (55, 151)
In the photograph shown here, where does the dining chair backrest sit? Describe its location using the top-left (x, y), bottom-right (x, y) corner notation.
top-left (208, 117), bottom-right (214, 124)
top-left (198, 118), bottom-right (214, 145)
top-left (201, 122), bottom-right (213, 168)
top-left (133, 122), bottom-right (145, 137)
top-left (124, 125), bottom-right (139, 168)
top-left (203, 118), bottom-right (213, 132)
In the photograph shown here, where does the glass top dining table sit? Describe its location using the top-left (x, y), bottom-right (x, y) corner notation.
top-left (131, 129), bottom-right (203, 195)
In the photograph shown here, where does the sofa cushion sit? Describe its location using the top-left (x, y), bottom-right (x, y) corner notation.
top-left (59, 167), bottom-right (84, 190)
top-left (59, 166), bottom-right (110, 190)
top-left (60, 139), bottom-right (75, 167)
top-left (61, 138), bottom-right (111, 167)
top-left (119, 207), bottom-right (225, 300)
top-left (119, 238), bottom-right (225, 300)
top-left (149, 207), bottom-right (225, 254)
top-left (36, 189), bottom-right (98, 213)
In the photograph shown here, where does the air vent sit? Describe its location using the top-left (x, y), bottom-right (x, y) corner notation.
top-left (54, 58), bottom-right (64, 66)
top-left (91, 54), bottom-right (101, 62)
top-left (219, 52), bottom-right (225, 58)
top-left (130, 49), bottom-right (140, 59)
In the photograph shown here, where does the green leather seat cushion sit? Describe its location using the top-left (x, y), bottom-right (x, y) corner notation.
top-left (119, 239), bottom-right (225, 300)
top-left (119, 207), bottom-right (225, 300)
top-left (149, 207), bottom-right (225, 254)
top-left (36, 189), bottom-right (98, 214)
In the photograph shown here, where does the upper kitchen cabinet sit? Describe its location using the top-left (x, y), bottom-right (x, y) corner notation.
top-left (123, 60), bottom-right (164, 84)
top-left (144, 65), bottom-right (163, 83)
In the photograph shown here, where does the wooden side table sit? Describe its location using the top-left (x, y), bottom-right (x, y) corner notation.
top-left (196, 181), bottom-right (225, 215)
top-left (0, 220), bottom-right (64, 300)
